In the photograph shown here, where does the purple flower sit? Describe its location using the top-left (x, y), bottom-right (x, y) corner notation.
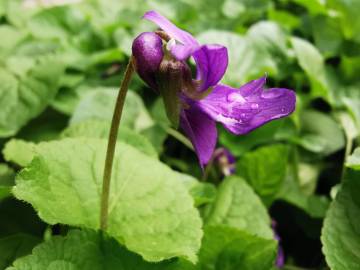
top-left (213, 147), bottom-right (236, 177)
top-left (132, 10), bottom-right (296, 168)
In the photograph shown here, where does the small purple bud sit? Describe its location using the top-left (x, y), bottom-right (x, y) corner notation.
top-left (132, 32), bottom-right (164, 90)
top-left (213, 147), bottom-right (236, 177)
top-left (272, 220), bottom-right (285, 268)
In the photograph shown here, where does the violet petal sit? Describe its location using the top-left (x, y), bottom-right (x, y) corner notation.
top-left (143, 10), bottom-right (199, 60)
top-left (193, 44), bottom-right (229, 91)
top-left (180, 106), bottom-right (217, 167)
top-left (196, 78), bottom-right (296, 134)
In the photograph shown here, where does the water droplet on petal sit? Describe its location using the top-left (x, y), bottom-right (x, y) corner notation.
top-left (281, 107), bottom-right (286, 113)
top-left (261, 91), bottom-right (282, 98)
top-left (228, 92), bottom-right (246, 104)
top-left (251, 103), bottom-right (259, 109)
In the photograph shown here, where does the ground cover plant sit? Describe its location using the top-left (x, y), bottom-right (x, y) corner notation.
top-left (0, 0), bottom-right (360, 269)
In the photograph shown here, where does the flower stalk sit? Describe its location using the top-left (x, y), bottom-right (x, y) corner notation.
top-left (100, 56), bottom-right (135, 230)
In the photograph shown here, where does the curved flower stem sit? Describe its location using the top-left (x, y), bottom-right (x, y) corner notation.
top-left (100, 56), bottom-right (135, 230)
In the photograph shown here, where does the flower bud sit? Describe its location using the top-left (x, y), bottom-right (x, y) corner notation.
top-left (213, 148), bottom-right (236, 177)
top-left (132, 32), bottom-right (164, 90)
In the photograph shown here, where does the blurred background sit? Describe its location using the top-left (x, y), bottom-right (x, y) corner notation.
top-left (1, 0), bottom-right (359, 269)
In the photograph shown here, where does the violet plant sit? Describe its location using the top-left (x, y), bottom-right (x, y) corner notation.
top-left (100, 10), bottom-right (295, 232)
top-left (2, 2), bottom-right (359, 270)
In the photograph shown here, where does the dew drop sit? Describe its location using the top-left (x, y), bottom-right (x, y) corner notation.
top-left (251, 103), bottom-right (259, 109)
top-left (281, 107), bottom-right (286, 113)
top-left (228, 92), bottom-right (246, 104)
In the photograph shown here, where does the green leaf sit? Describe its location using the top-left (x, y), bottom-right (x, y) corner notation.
top-left (277, 173), bottom-right (329, 218)
top-left (61, 120), bottom-right (157, 157)
top-left (321, 170), bottom-right (360, 269)
top-left (27, 6), bottom-right (87, 40)
top-left (327, 0), bottom-right (360, 42)
top-left (236, 144), bottom-right (289, 206)
top-left (70, 89), bottom-right (153, 131)
top-left (205, 176), bottom-right (273, 239)
top-left (13, 138), bottom-right (202, 262)
top-left (179, 173), bottom-right (217, 207)
top-left (311, 15), bottom-right (343, 57)
top-left (3, 140), bottom-right (36, 167)
top-left (290, 37), bottom-right (331, 101)
top-left (247, 21), bottom-right (289, 58)
top-left (346, 148), bottom-right (360, 170)
top-left (7, 229), bottom-right (193, 270)
top-left (0, 55), bottom-right (64, 137)
top-left (3, 0), bottom-right (38, 28)
top-left (291, 0), bottom-right (327, 14)
top-left (198, 226), bottom-right (277, 270)
top-left (0, 164), bottom-right (15, 201)
top-left (299, 110), bottom-right (345, 155)
top-left (0, 26), bottom-right (26, 56)
top-left (16, 109), bottom-right (68, 143)
top-left (0, 234), bottom-right (41, 270)
top-left (267, 9), bottom-right (300, 31)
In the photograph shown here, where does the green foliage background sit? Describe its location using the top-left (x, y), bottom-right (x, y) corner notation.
top-left (0, 0), bottom-right (360, 269)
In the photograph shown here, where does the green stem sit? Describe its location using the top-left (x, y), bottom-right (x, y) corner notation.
top-left (341, 134), bottom-right (353, 181)
top-left (164, 125), bottom-right (194, 151)
top-left (100, 56), bottom-right (134, 230)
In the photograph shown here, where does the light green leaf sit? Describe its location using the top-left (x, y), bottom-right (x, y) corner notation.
top-left (327, 0), bottom-right (360, 42)
top-left (27, 6), bottom-right (87, 40)
top-left (0, 56), bottom-right (63, 137)
top-left (336, 111), bottom-right (359, 141)
top-left (298, 163), bottom-right (320, 195)
top-left (321, 170), bottom-right (360, 270)
top-left (247, 21), bottom-right (289, 58)
top-left (199, 226), bottom-right (277, 270)
top-left (13, 138), bottom-right (202, 262)
top-left (0, 26), bottom-right (26, 56)
top-left (7, 229), bottom-right (193, 270)
top-left (3, 140), bottom-right (36, 167)
top-left (61, 119), bottom-right (157, 157)
top-left (179, 173), bottom-right (217, 207)
top-left (312, 15), bottom-right (343, 57)
top-left (291, 0), bottom-right (327, 14)
top-left (346, 148), bottom-right (360, 170)
top-left (267, 8), bottom-right (300, 31)
top-left (0, 234), bottom-right (41, 270)
top-left (70, 89), bottom-right (153, 131)
top-left (205, 176), bottom-right (273, 239)
top-left (299, 110), bottom-right (345, 155)
top-left (291, 37), bottom-right (331, 101)
top-left (4, 0), bottom-right (38, 28)
top-left (236, 144), bottom-right (289, 206)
